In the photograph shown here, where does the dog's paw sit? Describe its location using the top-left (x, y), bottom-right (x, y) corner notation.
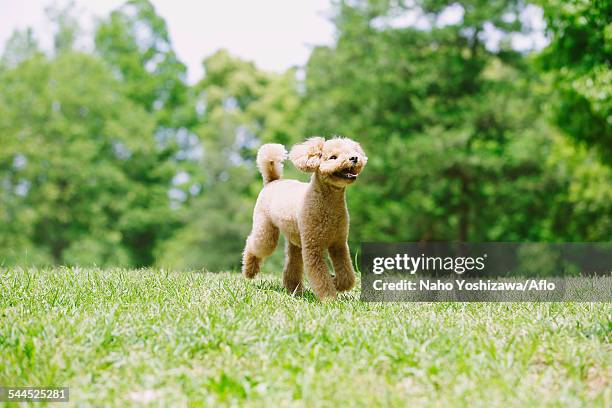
top-left (242, 252), bottom-right (260, 279)
top-left (318, 292), bottom-right (337, 302)
top-left (284, 281), bottom-right (304, 296)
top-left (333, 274), bottom-right (355, 292)
top-left (314, 286), bottom-right (337, 301)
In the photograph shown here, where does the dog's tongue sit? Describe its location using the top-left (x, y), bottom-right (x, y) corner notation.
top-left (342, 169), bottom-right (357, 178)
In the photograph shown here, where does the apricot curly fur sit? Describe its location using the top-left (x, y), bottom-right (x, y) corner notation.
top-left (242, 136), bottom-right (367, 300)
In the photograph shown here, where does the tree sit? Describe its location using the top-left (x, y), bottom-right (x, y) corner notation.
top-left (0, 52), bottom-right (175, 266)
top-left (536, 0), bottom-right (611, 162)
top-left (156, 50), bottom-right (302, 271)
top-left (95, 0), bottom-right (197, 264)
top-left (0, 28), bottom-right (41, 69)
top-left (45, 1), bottom-right (80, 53)
top-left (95, 0), bottom-right (190, 129)
top-left (302, 0), bottom-right (564, 243)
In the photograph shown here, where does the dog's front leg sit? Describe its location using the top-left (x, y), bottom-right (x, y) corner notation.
top-left (329, 242), bottom-right (356, 292)
top-left (302, 245), bottom-right (337, 300)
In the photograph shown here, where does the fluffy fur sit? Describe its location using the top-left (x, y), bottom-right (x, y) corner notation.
top-left (242, 136), bottom-right (368, 300)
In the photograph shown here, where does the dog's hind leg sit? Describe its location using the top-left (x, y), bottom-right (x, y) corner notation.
top-left (283, 241), bottom-right (304, 295)
top-left (242, 251), bottom-right (261, 279)
top-left (242, 215), bottom-right (279, 279)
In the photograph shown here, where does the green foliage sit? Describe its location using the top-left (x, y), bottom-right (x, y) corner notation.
top-left (156, 50), bottom-right (303, 271)
top-left (0, 52), bottom-right (175, 266)
top-left (45, 1), bottom-right (80, 53)
top-left (0, 0), bottom-right (609, 270)
top-left (544, 132), bottom-right (612, 240)
top-left (537, 0), bottom-right (611, 161)
top-left (94, 0), bottom-right (190, 128)
top-left (302, 0), bottom-right (573, 243)
top-left (0, 28), bottom-right (41, 69)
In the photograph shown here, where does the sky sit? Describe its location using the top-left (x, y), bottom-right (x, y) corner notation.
top-left (0, 0), bottom-right (336, 82)
top-left (0, 1), bottom-right (547, 83)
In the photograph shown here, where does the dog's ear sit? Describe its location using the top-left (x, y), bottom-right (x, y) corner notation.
top-left (289, 137), bottom-right (325, 172)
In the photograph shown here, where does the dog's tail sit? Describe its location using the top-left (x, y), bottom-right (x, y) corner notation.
top-left (256, 143), bottom-right (287, 184)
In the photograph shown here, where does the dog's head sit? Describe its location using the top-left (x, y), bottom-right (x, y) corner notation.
top-left (289, 136), bottom-right (367, 187)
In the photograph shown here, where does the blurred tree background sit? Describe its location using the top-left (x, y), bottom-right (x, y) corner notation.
top-left (0, 0), bottom-right (610, 270)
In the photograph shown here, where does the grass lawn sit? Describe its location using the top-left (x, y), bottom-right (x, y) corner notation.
top-left (0, 267), bottom-right (610, 407)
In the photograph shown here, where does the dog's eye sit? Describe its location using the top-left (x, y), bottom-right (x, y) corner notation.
top-left (329, 155), bottom-right (337, 160)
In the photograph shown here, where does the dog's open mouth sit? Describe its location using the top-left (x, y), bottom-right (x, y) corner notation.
top-left (333, 168), bottom-right (359, 180)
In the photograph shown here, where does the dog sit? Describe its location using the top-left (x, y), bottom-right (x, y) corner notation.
top-left (241, 136), bottom-right (367, 300)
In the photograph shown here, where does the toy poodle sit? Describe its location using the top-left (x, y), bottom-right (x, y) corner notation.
top-left (241, 136), bottom-right (367, 300)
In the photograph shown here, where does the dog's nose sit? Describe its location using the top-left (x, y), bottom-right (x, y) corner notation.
top-left (350, 156), bottom-right (358, 164)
